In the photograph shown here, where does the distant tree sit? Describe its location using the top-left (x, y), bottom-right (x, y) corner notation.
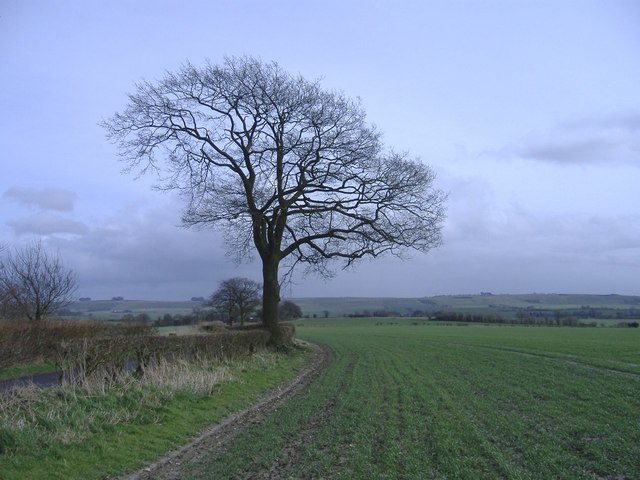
top-left (104, 56), bottom-right (446, 341)
top-left (0, 241), bottom-right (77, 321)
top-left (279, 300), bottom-right (303, 321)
top-left (209, 277), bottom-right (262, 326)
top-left (323, 310), bottom-right (330, 319)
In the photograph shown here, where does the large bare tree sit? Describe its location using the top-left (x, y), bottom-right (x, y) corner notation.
top-left (0, 241), bottom-right (77, 321)
top-left (103, 56), bottom-right (446, 339)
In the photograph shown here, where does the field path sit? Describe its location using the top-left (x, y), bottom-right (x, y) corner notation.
top-left (117, 340), bottom-right (332, 480)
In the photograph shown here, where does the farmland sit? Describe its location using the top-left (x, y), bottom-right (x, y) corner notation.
top-left (166, 320), bottom-right (639, 479)
top-left (64, 293), bottom-right (640, 322)
top-left (2, 316), bottom-right (638, 479)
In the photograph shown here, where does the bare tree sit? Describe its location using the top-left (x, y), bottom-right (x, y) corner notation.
top-left (103, 56), bottom-right (446, 339)
top-left (278, 300), bottom-right (303, 321)
top-left (208, 277), bottom-right (262, 326)
top-left (0, 241), bottom-right (77, 321)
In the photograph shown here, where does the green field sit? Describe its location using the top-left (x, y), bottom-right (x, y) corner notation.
top-left (173, 319), bottom-right (640, 479)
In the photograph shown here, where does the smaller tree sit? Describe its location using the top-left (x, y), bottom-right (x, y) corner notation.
top-left (278, 300), bottom-right (303, 321)
top-left (208, 277), bottom-right (262, 327)
top-left (0, 241), bottom-right (78, 321)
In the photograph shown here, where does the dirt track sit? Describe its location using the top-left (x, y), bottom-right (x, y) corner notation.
top-left (117, 341), bottom-right (331, 480)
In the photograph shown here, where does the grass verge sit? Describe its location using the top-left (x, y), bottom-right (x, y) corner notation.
top-left (0, 345), bottom-right (312, 480)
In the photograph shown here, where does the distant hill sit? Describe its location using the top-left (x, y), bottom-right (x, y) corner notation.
top-left (293, 293), bottom-right (640, 317)
top-left (66, 294), bottom-right (640, 321)
top-left (66, 298), bottom-right (206, 320)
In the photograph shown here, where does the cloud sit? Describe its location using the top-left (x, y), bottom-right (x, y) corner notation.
top-left (445, 198), bottom-right (640, 268)
top-left (52, 199), bottom-right (259, 300)
top-left (3, 187), bottom-right (77, 211)
top-left (510, 112), bottom-right (640, 166)
top-left (8, 213), bottom-right (89, 236)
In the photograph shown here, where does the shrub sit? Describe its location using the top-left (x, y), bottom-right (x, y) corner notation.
top-left (0, 319), bottom-right (153, 371)
top-left (56, 329), bottom-right (272, 387)
top-left (277, 323), bottom-right (296, 344)
top-left (0, 320), bottom-right (102, 370)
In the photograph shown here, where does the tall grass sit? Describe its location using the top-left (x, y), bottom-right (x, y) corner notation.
top-left (0, 358), bottom-right (231, 453)
top-left (0, 346), bottom-right (309, 480)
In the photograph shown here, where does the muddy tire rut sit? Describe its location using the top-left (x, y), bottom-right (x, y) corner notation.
top-left (117, 341), bottom-right (331, 480)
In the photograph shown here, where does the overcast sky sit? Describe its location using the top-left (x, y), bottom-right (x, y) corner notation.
top-left (1, 1), bottom-right (639, 300)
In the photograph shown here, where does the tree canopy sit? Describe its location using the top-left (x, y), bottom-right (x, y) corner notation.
top-left (208, 277), bottom-right (261, 326)
top-left (103, 56), bottom-right (446, 338)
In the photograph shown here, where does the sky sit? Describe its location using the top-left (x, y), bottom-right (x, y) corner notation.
top-left (1, 0), bottom-right (639, 300)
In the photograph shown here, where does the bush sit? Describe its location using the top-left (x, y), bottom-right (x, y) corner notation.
top-left (0, 320), bottom-right (102, 370)
top-left (276, 323), bottom-right (296, 344)
top-left (0, 319), bottom-right (153, 371)
top-left (56, 329), bottom-right (272, 387)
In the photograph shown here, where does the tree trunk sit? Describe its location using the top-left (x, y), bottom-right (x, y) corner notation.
top-left (261, 255), bottom-right (281, 343)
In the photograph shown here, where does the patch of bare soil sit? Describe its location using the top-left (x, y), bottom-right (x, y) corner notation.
top-left (116, 340), bottom-right (331, 480)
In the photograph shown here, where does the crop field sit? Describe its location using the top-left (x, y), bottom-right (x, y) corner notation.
top-left (172, 320), bottom-right (640, 479)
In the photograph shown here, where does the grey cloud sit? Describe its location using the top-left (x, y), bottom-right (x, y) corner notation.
top-left (566, 112), bottom-right (640, 132)
top-left (3, 187), bottom-right (77, 211)
top-left (520, 137), bottom-right (619, 164)
top-left (513, 112), bottom-right (640, 166)
top-left (8, 213), bottom-right (89, 235)
top-left (55, 201), bottom-right (259, 300)
top-left (446, 203), bottom-right (640, 268)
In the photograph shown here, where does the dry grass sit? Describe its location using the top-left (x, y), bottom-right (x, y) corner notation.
top-left (0, 357), bottom-right (236, 452)
top-left (128, 358), bottom-right (233, 394)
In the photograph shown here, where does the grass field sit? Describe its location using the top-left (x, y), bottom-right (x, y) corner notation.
top-left (173, 319), bottom-right (640, 479)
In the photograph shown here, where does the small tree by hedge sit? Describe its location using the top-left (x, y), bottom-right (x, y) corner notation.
top-left (208, 277), bottom-right (262, 326)
top-left (279, 300), bottom-right (303, 321)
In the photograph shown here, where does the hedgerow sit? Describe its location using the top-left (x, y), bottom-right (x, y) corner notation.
top-left (0, 320), bottom-right (152, 370)
top-left (55, 329), bottom-right (275, 387)
top-left (1, 320), bottom-right (291, 378)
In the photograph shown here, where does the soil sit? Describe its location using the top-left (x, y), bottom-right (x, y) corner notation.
top-left (116, 340), bottom-right (332, 480)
